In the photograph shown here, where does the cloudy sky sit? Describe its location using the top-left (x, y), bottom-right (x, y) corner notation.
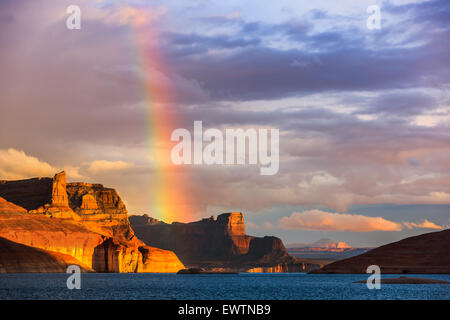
top-left (0, 0), bottom-right (449, 246)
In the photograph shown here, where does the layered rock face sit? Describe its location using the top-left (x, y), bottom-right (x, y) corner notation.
top-left (131, 213), bottom-right (252, 262)
top-left (130, 213), bottom-right (319, 272)
top-left (312, 229), bottom-right (450, 274)
top-left (0, 172), bottom-right (184, 273)
top-left (0, 236), bottom-right (92, 273)
top-left (65, 182), bottom-right (131, 237)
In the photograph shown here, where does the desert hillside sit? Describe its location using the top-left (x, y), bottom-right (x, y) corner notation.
top-left (311, 229), bottom-right (450, 274)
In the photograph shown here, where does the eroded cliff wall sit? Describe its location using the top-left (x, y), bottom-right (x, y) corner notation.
top-left (130, 213), bottom-right (319, 272)
top-left (0, 236), bottom-right (92, 273)
top-left (0, 172), bottom-right (184, 273)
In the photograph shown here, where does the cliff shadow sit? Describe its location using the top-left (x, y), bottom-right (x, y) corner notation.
top-left (92, 239), bottom-right (120, 272)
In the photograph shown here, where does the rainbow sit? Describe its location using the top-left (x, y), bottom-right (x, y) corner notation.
top-left (130, 25), bottom-right (194, 223)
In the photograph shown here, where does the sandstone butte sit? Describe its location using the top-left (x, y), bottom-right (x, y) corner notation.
top-left (311, 228), bottom-right (450, 274)
top-left (129, 213), bottom-right (320, 273)
top-left (0, 171), bottom-right (185, 273)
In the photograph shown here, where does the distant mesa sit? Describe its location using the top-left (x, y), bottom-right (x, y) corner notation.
top-left (312, 229), bottom-right (450, 274)
top-left (286, 238), bottom-right (371, 262)
top-left (287, 238), bottom-right (351, 250)
top-left (129, 212), bottom-right (321, 273)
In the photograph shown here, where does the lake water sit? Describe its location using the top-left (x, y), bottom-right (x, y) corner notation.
top-left (0, 273), bottom-right (449, 300)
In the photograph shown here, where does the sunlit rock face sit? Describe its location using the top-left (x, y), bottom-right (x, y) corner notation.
top-left (51, 171), bottom-right (69, 207)
top-left (246, 263), bottom-right (309, 273)
top-left (130, 213), bottom-right (321, 273)
top-left (65, 182), bottom-right (130, 237)
top-left (0, 172), bottom-right (185, 273)
top-left (217, 212), bottom-right (246, 236)
top-left (0, 236), bottom-right (92, 273)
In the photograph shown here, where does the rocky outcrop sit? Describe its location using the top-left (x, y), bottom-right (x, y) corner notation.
top-left (65, 182), bottom-right (131, 237)
top-left (217, 212), bottom-right (246, 236)
top-left (311, 229), bottom-right (450, 274)
top-left (0, 177), bottom-right (54, 211)
top-left (0, 172), bottom-right (131, 228)
top-left (0, 172), bottom-right (76, 219)
top-left (0, 208), bottom-right (184, 273)
top-left (51, 171), bottom-right (69, 207)
top-left (130, 213), bottom-right (320, 272)
top-left (0, 172), bottom-right (185, 273)
top-left (0, 196), bottom-right (27, 214)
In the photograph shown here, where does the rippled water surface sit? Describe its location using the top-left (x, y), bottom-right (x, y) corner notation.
top-left (0, 273), bottom-right (449, 300)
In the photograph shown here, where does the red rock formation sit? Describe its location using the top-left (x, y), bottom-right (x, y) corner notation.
top-left (51, 171), bottom-right (69, 207)
top-left (0, 236), bottom-right (92, 273)
top-left (65, 182), bottom-right (131, 237)
top-left (217, 212), bottom-right (246, 236)
top-left (0, 196), bottom-right (27, 214)
top-left (130, 213), bottom-right (320, 272)
top-left (0, 177), bottom-right (53, 210)
top-left (312, 229), bottom-right (450, 274)
top-left (0, 172), bottom-right (185, 273)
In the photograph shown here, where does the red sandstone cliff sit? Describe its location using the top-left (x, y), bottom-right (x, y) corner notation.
top-left (0, 172), bottom-right (184, 273)
top-left (0, 236), bottom-right (92, 273)
top-left (311, 229), bottom-right (450, 274)
top-left (129, 213), bottom-right (320, 272)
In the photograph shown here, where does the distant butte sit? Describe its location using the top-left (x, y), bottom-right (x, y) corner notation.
top-left (129, 213), bottom-right (320, 273)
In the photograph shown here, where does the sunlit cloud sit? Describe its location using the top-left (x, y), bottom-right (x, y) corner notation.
top-left (278, 210), bottom-right (447, 232)
top-left (87, 160), bottom-right (134, 174)
top-left (0, 148), bottom-right (56, 180)
top-left (0, 149), bottom-right (84, 180)
top-left (279, 210), bottom-right (403, 232)
top-left (403, 219), bottom-right (444, 230)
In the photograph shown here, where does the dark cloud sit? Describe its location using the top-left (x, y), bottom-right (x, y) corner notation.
top-left (156, 0), bottom-right (450, 102)
top-left (163, 31), bottom-right (261, 56)
top-left (360, 92), bottom-right (437, 117)
top-left (164, 43), bottom-right (446, 101)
